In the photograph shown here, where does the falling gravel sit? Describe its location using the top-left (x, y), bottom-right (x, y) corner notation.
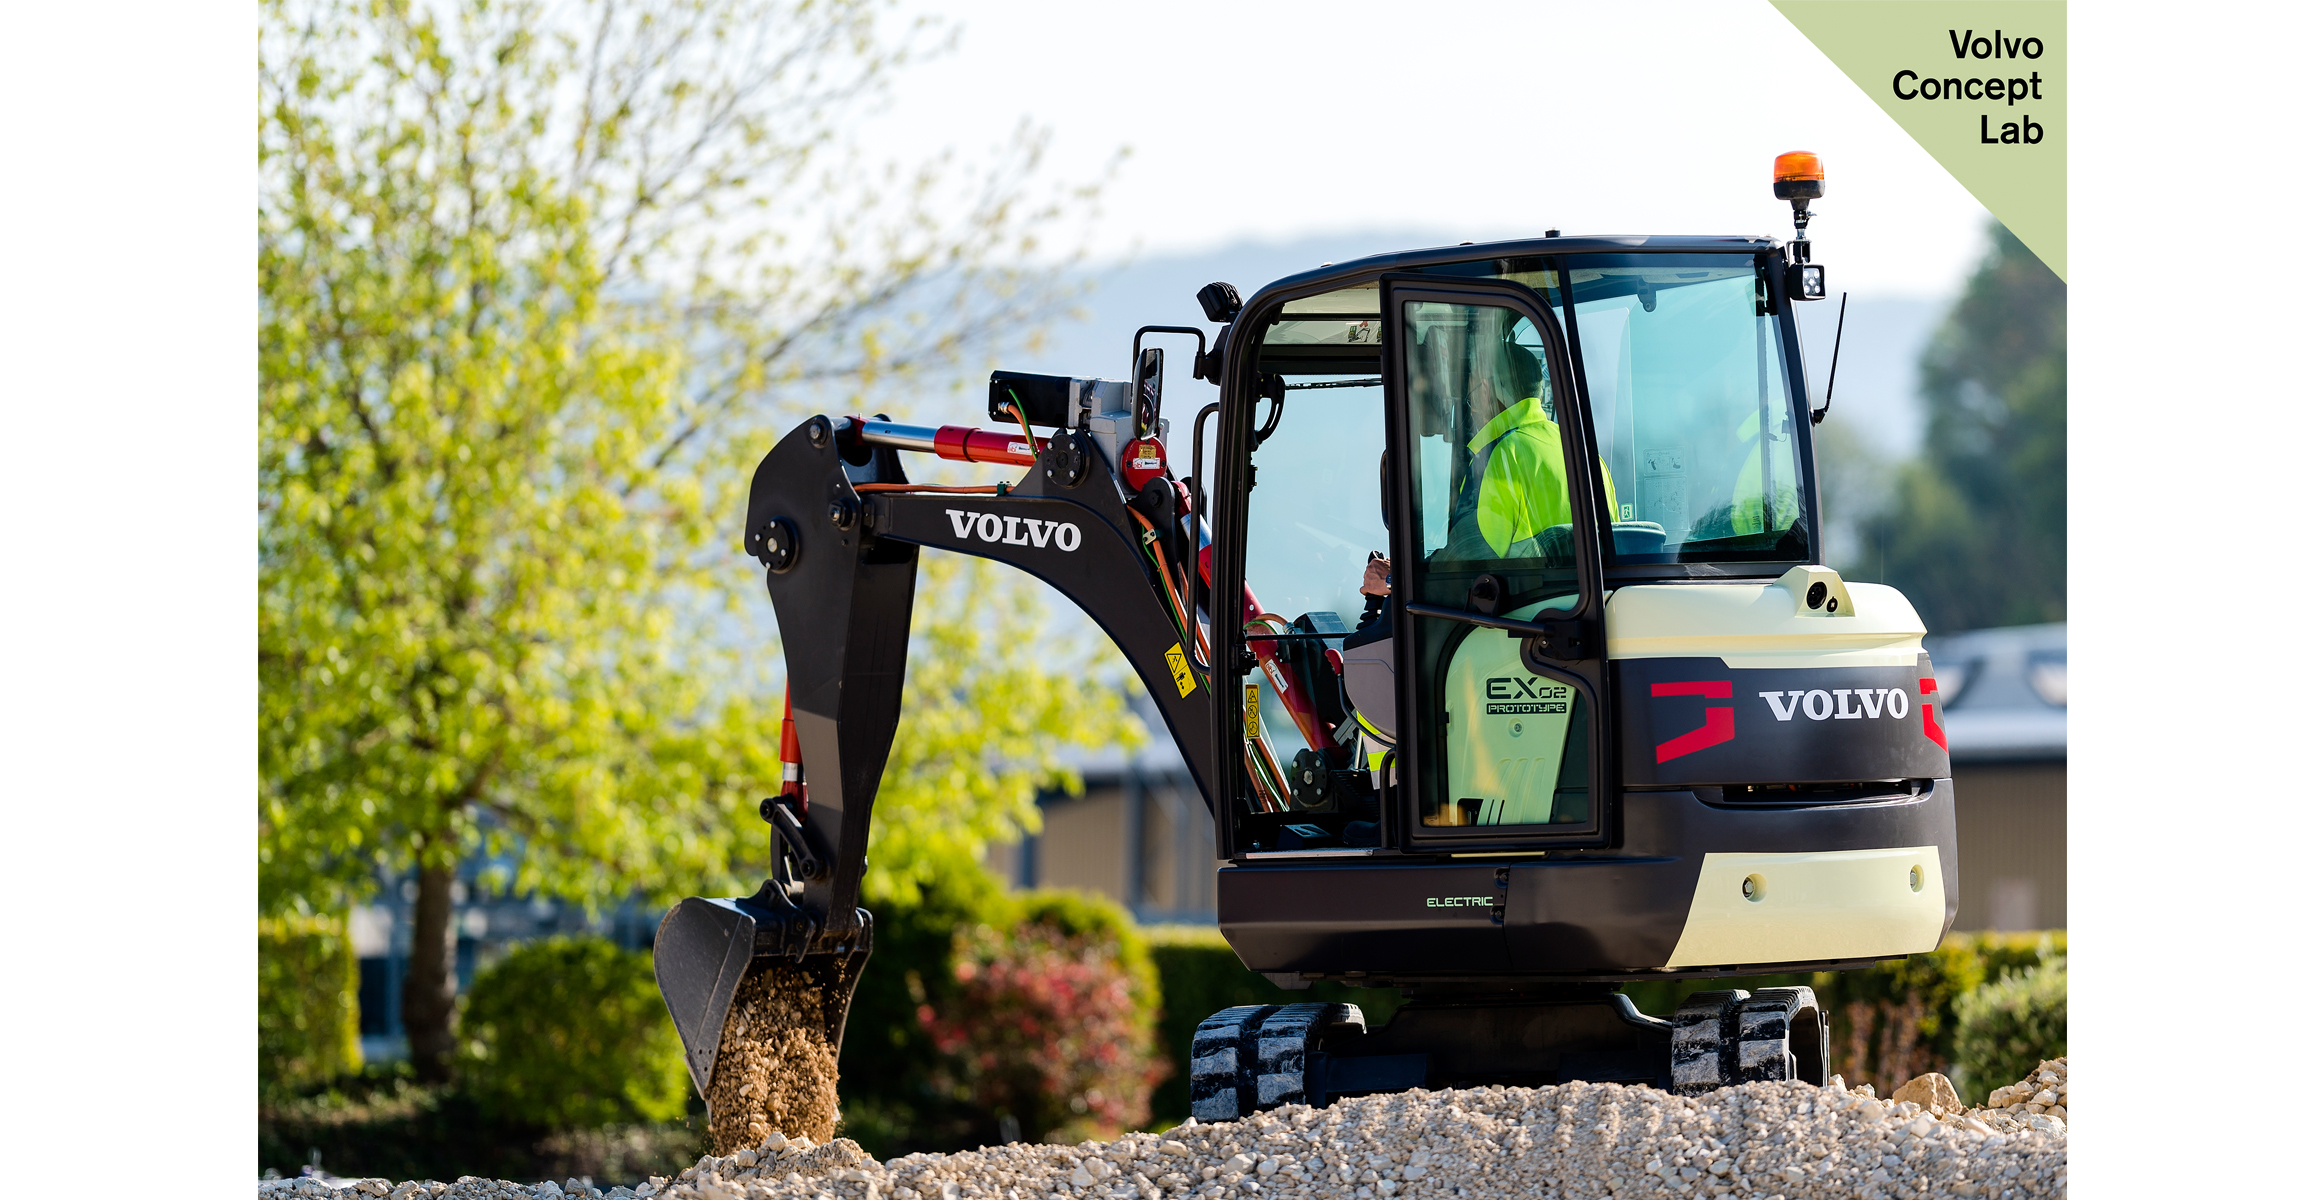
top-left (706, 964), bottom-right (842, 1155)
top-left (261, 1061), bottom-right (2067, 1200)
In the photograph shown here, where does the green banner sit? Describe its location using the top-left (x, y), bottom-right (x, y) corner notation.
top-left (1772, 1), bottom-right (2064, 282)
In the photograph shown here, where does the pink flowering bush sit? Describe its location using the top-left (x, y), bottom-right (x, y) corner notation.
top-left (917, 907), bottom-right (1166, 1143)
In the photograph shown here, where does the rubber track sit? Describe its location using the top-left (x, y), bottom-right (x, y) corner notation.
top-left (1254, 1003), bottom-right (1366, 1111)
top-left (1669, 990), bottom-right (1746, 1096)
top-left (1736, 987), bottom-right (1808, 1083)
top-left (1189, 1005), bottom-right (1276, 1121)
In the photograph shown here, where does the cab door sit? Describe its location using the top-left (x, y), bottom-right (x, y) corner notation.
top-left (1380, 276), bottom-right (1613, 849)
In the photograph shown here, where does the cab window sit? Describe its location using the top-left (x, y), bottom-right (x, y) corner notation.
top-left (1226, 293), bottom-right (1392, 851)
top-left (1400, 296), bottom-right (1592, 831)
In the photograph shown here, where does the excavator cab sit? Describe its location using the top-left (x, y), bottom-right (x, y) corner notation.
top-left (657, 155), bottom-right (1959, 1144)
top-left (1226, 254), bottom-right (1819, 853)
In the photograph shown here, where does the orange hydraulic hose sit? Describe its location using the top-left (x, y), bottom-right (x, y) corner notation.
top-left (1127, 505), bottom-right (1206, 669)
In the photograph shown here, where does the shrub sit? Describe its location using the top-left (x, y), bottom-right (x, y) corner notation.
top-left (1956, 929), bottom-right (2067, 978)
top-left (1009, 889), bottom-right (1161, 1014)
top-left (917, 892), bottom-right (1167, 1143)
top-left (842, 860), bottom-right (1014, 1157)
top-left (1953, 953), bottom-right (2067, 1102)
top-left (459, 936), bottom-right (692, 1129)
top-left (258, 1064), bottom-right (706, 1184)
top-left (260, 911), bottom-right (362, 1096)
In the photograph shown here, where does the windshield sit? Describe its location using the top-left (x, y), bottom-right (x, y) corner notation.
top-left (1415, 252), bottom-right (1813, 566)
top-left (1565, 254), bottom-right (1808, 564)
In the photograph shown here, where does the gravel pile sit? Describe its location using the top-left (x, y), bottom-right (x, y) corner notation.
top-left (1965, 1059), bottom-right (2069, 1137)
top-left (261, 1063), bottom-right (2066, 1200)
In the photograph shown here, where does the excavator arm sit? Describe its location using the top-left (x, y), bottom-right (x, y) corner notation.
top-left (654, 403), bottom-right (1262, 1149)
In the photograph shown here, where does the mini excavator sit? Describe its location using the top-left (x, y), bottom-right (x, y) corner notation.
top-left (654, 153), bottom-right (1957, 1135)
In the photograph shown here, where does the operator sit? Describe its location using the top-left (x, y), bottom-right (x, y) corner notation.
top-left (1352, 337), bottom-right (1618, 605)
top-left (1442, 338), bottom-right (1617, 560)
top-left (1724, 407), bottom-right (1800, 539)
top-left (1339, 338), bottom-right (1614, 761)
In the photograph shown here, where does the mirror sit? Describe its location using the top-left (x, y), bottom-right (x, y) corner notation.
top-left (1136, 346), bottom-right (1164, 435)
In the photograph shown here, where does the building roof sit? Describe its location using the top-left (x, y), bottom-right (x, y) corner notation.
top-left (1925, 622), bottom-right (2066, 763)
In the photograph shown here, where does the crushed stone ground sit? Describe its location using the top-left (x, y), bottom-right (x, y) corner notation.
top-left (261, 1060), bottom-right (2067, 1200)
top-left (706, 964), bottom-right (842, 1154)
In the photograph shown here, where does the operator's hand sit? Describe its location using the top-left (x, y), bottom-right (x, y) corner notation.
top-left (1360, 555), bottom-right (1393, 597)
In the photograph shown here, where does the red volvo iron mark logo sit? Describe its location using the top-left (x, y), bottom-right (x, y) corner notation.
top-left (1650, 680), bottom-right (1735, 763)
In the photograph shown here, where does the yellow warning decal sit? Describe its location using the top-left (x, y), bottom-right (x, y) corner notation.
top-left (1165, 643), bottom-right (1197, 697)
top-left (1244, 685), bottom-right (1262, 738)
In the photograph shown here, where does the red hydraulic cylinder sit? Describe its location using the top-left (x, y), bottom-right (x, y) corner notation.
top-left (932, 425), bottom-right (1046, 466)
top-left (843, 416), bottom-right (1047, 467)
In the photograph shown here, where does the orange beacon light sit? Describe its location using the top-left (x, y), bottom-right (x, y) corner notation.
top-left (1773, 151), bottom-right (1827, 300)
top-left (1773, 150), bottom-right (1826, 199)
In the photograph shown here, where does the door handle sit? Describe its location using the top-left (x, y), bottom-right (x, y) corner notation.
top-left (1406, 602), bottom-right (1602, 660)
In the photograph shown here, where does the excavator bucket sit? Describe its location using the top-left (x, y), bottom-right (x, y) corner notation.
top-left (655, 892), bottom-right (782, 1098)
top-left (653, 883), bottom-right (872, 1151)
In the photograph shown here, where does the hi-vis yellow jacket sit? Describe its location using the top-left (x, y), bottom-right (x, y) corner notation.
top-left (1461, 398), bottom-right (1617, 556)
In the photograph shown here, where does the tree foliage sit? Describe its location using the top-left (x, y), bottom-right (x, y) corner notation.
top-left (258, 0), bottom-right (1127, 1075)
top-left (1850, 222), bottom-right (2066, 632)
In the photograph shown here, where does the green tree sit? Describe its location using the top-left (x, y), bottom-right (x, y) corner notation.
top-left (260, 0), bottom-right (1119, 1079)
top-left (1852, 222), bottom-right (2065, 633)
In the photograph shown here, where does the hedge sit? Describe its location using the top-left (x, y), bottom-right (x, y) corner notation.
top-left (260, 911), bottom-right (363, 1097)
top-left (259, 1067), bottom-right (703, 1185)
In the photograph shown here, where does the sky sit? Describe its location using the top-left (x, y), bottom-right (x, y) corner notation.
top-left (862, 0), bottom-right (1993, 297)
